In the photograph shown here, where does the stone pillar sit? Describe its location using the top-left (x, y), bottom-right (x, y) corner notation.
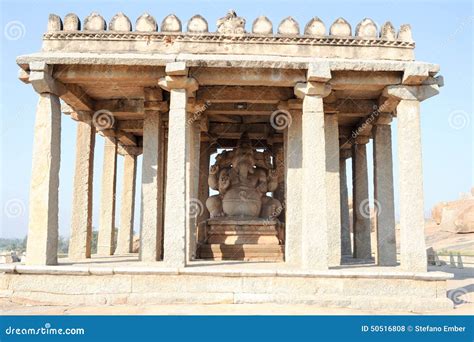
top-left (188, 121), bottom-right (202, 261)
top-left (97, 137), bottom-right (118, 255)
top-left (339, 149), bottom-right (352, 256)
top-left (159, 63), bottom-right (198, 267)
top-left (25, 62), bottom-right (65, 265)
top-left (116, 151), bottom-right (137, 254)
top-left (383, 84), bottom-right (439, 272)
top-left (295, 75), bottom-right (332, 270)
top-left (197, 141), bottom-right (212, 224)
top-left (140, 110), bottom-right (165, 261)
top-left (397, 100), bottom-right (427, 271)
top-left (372, 114), bottom-right (397, 266)
top-left (69, 113), bottom-right (95, 260)
top-left (272, 142), bottom-right (285, 222)
top-left (352, 136), bottom-right (371, 259)
top-left (282, 100), bottom-right (303, 265)
top-left (325, 113), bottom-right (341, 266)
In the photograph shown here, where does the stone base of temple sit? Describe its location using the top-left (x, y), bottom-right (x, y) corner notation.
top-left (0, 259), bottom-right (453, 312)
top-left (197, 218), bottom-right (284, 261)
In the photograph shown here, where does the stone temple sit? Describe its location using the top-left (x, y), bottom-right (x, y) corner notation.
top-left (0, 10), bottom-right (452, 311)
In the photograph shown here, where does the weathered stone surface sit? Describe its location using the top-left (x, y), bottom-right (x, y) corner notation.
top-left (163, 89), bottom-right (188, 267)
top-left (373, 123), bottom-right (397, 266)
top-left (135, 13), bottom-right (157, 32)
top-left (217, 10), bottom-right (245, 34)
top-left (278, 17), bottom-right (299, 35)
top-left (63, 13), bottom-right (80, 31)
top-left (47, 14), bottom-right (62, 31)
top-left (397, 100), bottom-right (427, 272)
top-left (97, 137), bottom-right (117, 255)
top-left (304, 17), bottom-right (325, 35)
top-left (380, 21), bottom-right (396, 40)
top-left (325, 114), bottom-right (341, 266)
top-left (352, 142), bottom-right (371, 259)
top-left (161, 14), bottom-right (182, 32)
top-left (439, 197), bottom-right (474, 233)
top-left (69, 116), bottom-right (95, 260)
top-left (252, 16), bottom-right (272, 34)
top-left (330, 18), bottom-right (351, 36)
top-left (187, 15), bottom-right (208, 33)
top-left (284, 104), bottom-right (303, 265)
top-left (116, 153), bottom-right (137, 254)
top-left (432, 201), bottom-right (448, 224)
top-left (398, 24), bottom-right (413, 42)
top-left (26, 93), bottom-right (61, 265)
top-left (109, 12), bottom-right (132, 31)
top-left (140, 110), bottom-right (164, 261)
top-left (84, 12), bottom-right (106, 31)
top-left (355, 18), bottom-right (377, 38)
top-left (205, 133), bottom-right (281, 219)
top-left (301, 94), bottom-right (329, 269)
top-left (339, 154), bottom-right (352, 256)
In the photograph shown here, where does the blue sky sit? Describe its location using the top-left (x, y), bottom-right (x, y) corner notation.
top-left (0, 0), bottom-right (472, 238)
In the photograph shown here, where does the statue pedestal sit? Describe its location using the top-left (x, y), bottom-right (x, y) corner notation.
top-left (197, 218), bottom-right (284, 261)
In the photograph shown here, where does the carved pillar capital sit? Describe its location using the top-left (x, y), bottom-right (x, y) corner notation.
top-left (294, 81), bottom-right (331, 99)
top-left (158, 62), bottom-right (198, 94)
top-left (28, 62), bottom-right (67, 96)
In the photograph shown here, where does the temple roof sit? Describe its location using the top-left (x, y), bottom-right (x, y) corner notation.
top-left (29, 10), bottom-right (419, 61)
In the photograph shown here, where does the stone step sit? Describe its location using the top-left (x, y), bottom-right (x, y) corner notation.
top-left (198, 244), bottom-right (284, 261)
top-left (207, 235), bottom-right (280, 244)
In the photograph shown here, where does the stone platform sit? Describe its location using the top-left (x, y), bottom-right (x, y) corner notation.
top-left (197, 218), bottom-right (284, 261)
top-left (0, 256), bottom-right (453, 312)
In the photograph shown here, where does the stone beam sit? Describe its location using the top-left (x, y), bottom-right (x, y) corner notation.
top-left (197, 86), bottom-right (293, 103)
top-left (94, 99), bottom-right (145, 118)
top-left (100, 128), bottom-right (137, 146)
top-left (117, 120), bottom-right (143, 133)
top-left (205, 103), bottom-right (277, 116)
top-left (330, 71), bottom-right (401, 91)
top-left (53, 64), bottom-right (166, 84)
top-left (324, 99), bottom-right (377, 114)
top-left (191, 67), bottom-right (306, 87)
top-left (208, 123), bottom-right (272, 138)
top-left (62, 83), bottom-right (95, 111)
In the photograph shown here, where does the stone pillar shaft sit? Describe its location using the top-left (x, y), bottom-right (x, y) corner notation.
top-left (284, 107), bottom-right (303, 265)
top-left (339, 155), bottom-right (352, 256)
top-left (187, 122), bottom-right (201, 261)
top-left (163, 89), bottom-right (189, 267)
top-left (325, 114), bottom-right (341, 266)
top-left (301, 95), bottom-right (329, 269)
top-left (140, 111), bottom-right (164, 261)
top-left (26, 93), bottom-right (61, 265)
top-left (272, 142), bottom-right (285, 222)
top-left (197, 141), bottom-right (211, 223)
top-left (352, 142), bottom-right (371, 259)
top-left (69, 116), bottom-right (95, 260)
top-left (397, 100), bottom-right (427, 271)
top-left (97, 137), bottom-right (117, 255)
top-left (373, 123), bottom-right (397, 266)
top-left (117, 153), bottom-right (137, 254)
